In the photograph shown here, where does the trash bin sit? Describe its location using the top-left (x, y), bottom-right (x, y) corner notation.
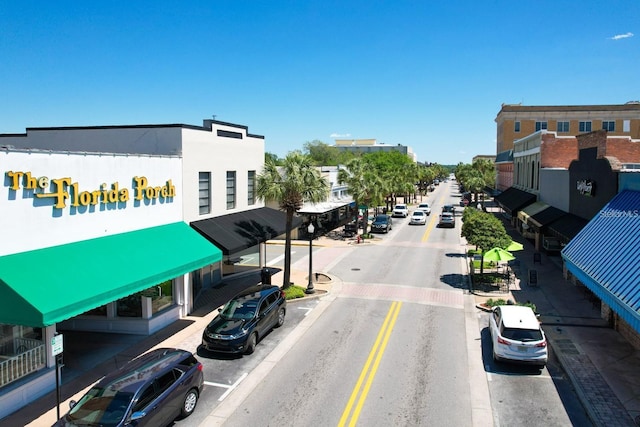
top-left (261, 267), bottom-right (271, 285)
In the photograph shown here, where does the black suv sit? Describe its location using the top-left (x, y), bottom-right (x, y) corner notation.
top-left (202, 285), bottom-right (286, 354)
top-left (370, 215), bottom-right (393, 233)
top-left (54, 348), bottom-right (204, 427)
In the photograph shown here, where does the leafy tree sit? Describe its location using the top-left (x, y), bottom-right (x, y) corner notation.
top-left (304, 140), bottom-right (356, 166)
top-left (460, 208), bottom-right (511, 275)
top-left (265, 152), bottom-right (282, 165)
top-left (256, 151), bottom-right (329, 288)
top-left (337, 157), bottom-right (386, 232)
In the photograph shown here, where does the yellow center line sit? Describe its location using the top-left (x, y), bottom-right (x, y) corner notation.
top-left (338, 301), bottom-right (403, 427)
top-left (421, 192), bottom-right (448, 242)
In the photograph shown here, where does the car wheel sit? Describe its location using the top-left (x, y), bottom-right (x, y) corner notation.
top-left (181, 389), bottom-right (199, 417)
top-left (276, 308), bottom-right (285, 328)
top-left (244, 332), bottom-right (258, 355)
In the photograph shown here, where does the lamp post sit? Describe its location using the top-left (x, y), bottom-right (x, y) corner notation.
top-left (305, 222), bottom-right (315, 294)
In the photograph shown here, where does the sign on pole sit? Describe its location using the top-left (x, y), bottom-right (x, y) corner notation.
top-left (51, 334), bottom-right (64, 356)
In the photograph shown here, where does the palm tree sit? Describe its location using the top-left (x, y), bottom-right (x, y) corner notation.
top-left (256, 152), bottom-right (329, 289)
top-left (338, 157), bottom-right (385, 232)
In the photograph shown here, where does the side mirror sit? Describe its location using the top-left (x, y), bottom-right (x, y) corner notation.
top-left (69, 400), bottom-right (77, 409)
top-left (131, 411), bottom-right (146, 421)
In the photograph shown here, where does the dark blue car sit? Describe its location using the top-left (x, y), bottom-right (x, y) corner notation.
top-left (202, 284), bottom-right (286, 354)
top-left (53, 348), bottom-right (204, 427)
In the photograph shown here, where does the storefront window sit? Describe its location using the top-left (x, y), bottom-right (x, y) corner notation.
top-left (117, 293), bottom-right (142, 317)
top-left (116, 281), bottom-right (174, 317)
top-left (150, 280), bottom-right (173, 314)
top-left (84, 305), bottom-right (107, 316)
top-left (0, 324), bottom-right (43, 357)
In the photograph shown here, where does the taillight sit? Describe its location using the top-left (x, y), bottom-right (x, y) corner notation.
top-left (536, 341), bottom-right (547, 348)
top-left (497, 337), bottom-right (510, 345)
top-left (280, 290), bottom-right (286, 299)
top-left (197, 362), bottom-right (203, 372)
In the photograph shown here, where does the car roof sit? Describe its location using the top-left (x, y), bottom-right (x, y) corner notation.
top-left (497, 305), bottom-right (540, 329)
top-left (418, 203), bottom-right (429, 206)
top-left (234, 284), bottom-right (279, 299)
top-left (96, 348), bottom-right (193, 394)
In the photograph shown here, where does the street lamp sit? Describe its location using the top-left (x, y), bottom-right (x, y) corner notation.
top-left (305, 222), bottom-right (315, 294)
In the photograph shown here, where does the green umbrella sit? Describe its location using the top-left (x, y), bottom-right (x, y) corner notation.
top-left (483, 247), bottom-right (516, 263)
top-left (506, 240), bottom-right (524, 252)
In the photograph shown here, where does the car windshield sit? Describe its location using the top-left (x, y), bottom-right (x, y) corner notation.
top-left (373, 217), bottom-right (388, 224)
top-left (413, 211), bottom-right (424, 216)
top-left (501, 327), bottom-right (543, 342)
top-left (67, 386), bottom-right (134, 427)
top-left (220, 298), bottom-right (259, 320)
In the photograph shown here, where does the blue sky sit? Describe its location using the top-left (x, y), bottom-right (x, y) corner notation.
top-left (1, 1), bottom-right (638, 164)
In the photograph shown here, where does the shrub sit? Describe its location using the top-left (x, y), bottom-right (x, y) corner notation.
top-left (483, 298), bottom-right (537, 313)
top-left (283, 285), bottom-right (306, 300)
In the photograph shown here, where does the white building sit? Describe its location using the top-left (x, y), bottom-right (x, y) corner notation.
top-left (0, 119), bottom-right (294, 419)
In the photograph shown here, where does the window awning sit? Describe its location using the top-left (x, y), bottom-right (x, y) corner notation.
top-left (191, 207), bottom-right (302, 255)
top-left (528, 206), bottom-right (567, 229)
top-left (494, 187), bottom-right (537, 215)
top-left (297, 200), bottom-right (354, 214)
top-left (517, 201), bottom-right (549, 224)
top-left (562, 190), bottom-right (640, 333)
top-left (0, 222), bottom-right (222, 327)
top-left (547, 213), bottom-right (589, 241)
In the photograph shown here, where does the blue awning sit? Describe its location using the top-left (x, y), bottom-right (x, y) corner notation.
top-left (562, 190), bottom-right (640, 333)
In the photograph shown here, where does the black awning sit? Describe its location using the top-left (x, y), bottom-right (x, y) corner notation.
top-left (494, 187), bottom-right (536, 215)
top-left (528, 206), bottom-right (567, 229)
top-left (547, 213), bottom-right (589, 241)
top-left (191, 207), bottom-right (303, 255)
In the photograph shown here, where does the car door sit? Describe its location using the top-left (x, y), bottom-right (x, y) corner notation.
top-left (153, 369), bottom-right (181, 424)
top-left (256, 293), bottom-right (277, 335)
top-left (131, 382), bottom-right (163, 426)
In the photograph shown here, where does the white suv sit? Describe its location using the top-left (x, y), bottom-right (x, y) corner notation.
top-left (392, 204), bottom-right (409, 218)
top-left (416, 203), bottom-right (431, 215)
top-left (489, 305), bottom-right (547, 367)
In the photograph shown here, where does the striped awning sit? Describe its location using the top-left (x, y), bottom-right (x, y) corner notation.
top-left (562, 190), bottom-right (640, 333)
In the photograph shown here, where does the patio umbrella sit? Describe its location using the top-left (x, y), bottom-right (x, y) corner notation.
top-left (506, 240), bottom-right (524, 252)
top-left (483, 247), bottom-right (516, 263)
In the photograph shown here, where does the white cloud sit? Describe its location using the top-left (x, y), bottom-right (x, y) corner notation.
top-left (610, 32), bottom-right (634, 40)
top-left (330, 133), bottom-right (351, 138)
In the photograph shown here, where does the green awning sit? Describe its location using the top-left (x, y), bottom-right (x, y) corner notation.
top-left (0, 222), bottom-right (222, 327)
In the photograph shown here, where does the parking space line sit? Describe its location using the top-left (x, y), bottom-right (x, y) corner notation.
top-left (204, 373), bottom-right (249, 401)
top-left (298, 307), bottom-right (313, 316)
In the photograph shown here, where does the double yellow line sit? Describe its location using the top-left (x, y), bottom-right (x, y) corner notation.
top-left (338, 301), bottom-right (402, 427)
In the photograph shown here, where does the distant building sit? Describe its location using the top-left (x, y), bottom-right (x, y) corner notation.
top-left (494, 102), bottom-right (640, 190)
top-left (334, 138), bottom-right (417, 162)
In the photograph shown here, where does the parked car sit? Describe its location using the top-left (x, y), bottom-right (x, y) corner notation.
top-left (370, 215), bottom-right (393, 233)
top-left (53, 348), bottom-right (204, 427)
top-left (489, 305), bottom-right (548, 367)
top-left (202, 284), bottom-right (286, 355)
top-left (438, 212), bottom-right (455, 228)
top-left (392, 204), bottom-right (409, 218)
top-left (416, 203), bottom-right (431, 215)
top-left (409, 210), bottom-right (427, 225)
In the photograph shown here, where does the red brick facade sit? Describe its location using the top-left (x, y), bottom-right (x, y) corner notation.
top-left (540, 134), bottom-right (578, 168)
top-left (577, 129), bottom-right (640, 163)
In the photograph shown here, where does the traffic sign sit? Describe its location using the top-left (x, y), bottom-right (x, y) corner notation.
top-left (51, 334), bottom-right (63, 356)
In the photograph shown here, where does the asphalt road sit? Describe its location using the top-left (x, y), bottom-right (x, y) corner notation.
top-left (178, 181), bottom-right (591, 426)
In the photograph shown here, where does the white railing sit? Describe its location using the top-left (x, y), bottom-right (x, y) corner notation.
top-left (0, 345), bottom-right (46, 388)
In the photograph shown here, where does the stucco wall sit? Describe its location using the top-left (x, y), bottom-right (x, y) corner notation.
top-left (1, 150), bottom-right (182, 256)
